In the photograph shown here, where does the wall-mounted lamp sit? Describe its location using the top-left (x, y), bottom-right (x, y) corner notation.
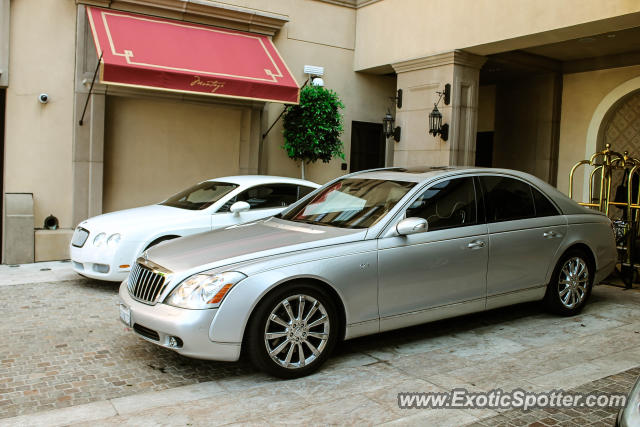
top-left (428, 83), bottom-right (451, 141)
top-left (383, 110), bottom-right (401, 142)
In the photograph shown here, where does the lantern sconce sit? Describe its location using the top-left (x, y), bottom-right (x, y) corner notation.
top-left (383, 110), bottom-right (401, 142)
top-left (429, 83), bottom-right (451, 141)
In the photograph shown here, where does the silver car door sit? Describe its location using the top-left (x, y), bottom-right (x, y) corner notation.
top-left (480, 175), bottom-right (567, 299)
top-left (378, 176), bottom-right (488, 329)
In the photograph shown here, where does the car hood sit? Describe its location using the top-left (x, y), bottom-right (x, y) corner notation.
top-left (79, 204), bottom-right (197, 235)
top-left (146, 217), bottom-right (364, 273)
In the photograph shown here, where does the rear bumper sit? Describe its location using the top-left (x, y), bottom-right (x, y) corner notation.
top-left (595, 257), bottom-right (616, 284)
top-left (118, 281), bottom-right (241, 361)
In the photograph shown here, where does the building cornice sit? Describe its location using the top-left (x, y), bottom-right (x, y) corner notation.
top-left (392, 50), bottom-right (487, 74)
top-left (76, 0), bottom-right (289, 36)
top-left (313, 0), bottom-right (383, 9)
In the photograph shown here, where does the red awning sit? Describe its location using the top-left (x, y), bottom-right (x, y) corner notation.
top-left (86, 6), bottom-right (299, 104)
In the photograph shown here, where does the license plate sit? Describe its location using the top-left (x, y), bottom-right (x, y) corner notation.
top-left (119, 304), bottom-right (131, 327)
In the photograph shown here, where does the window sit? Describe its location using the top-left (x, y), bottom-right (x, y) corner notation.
top-left (220, 184), bottom-right (313, 212)
top-left (297, 185), bottom-right (315, 200)
top-left (281, 178), bottom-right (416, 229)
top-left (532, 187), bottom-right (560, 217)
top-left (481, 176), bottom-right (535, 222)
top-left (160, 181), bottom-right (238, 210)
top-left (406, 177), bottom-right (477, 231)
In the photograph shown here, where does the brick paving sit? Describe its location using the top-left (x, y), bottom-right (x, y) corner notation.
top-left (1, 275), bottom-right (639, 425)
top-left (467, 367), bottom-right (640, 426)
top-left (0, 279), bottom-right (255, 419)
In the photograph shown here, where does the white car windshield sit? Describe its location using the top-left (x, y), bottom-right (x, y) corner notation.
top-left (161, 181), bottom-right (238, 210)
top-left (280, 178), bottom-right (415, 229)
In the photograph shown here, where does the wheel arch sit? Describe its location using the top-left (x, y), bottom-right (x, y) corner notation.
top-left (564, 242), bottom-right (597, 272)
top-left (241, 276), bottom-right (348, 347)
top-left (544, 239), bottom-right (598, 286)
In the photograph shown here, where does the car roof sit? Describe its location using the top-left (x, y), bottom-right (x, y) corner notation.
top-left (204, 175), bottom-right (320, 188)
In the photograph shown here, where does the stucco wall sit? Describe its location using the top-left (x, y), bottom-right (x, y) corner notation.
top-left (260, 0), bottom-right (397, 184)
top-left (557, 65), bottom-right (640, 199)
top-left (4, 0), bottom-right (76, 229)
top-left (354, 0), bottom-right (640, 71)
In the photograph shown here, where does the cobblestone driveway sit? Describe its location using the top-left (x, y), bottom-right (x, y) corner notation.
top-left (1, 274), bottom-right (639, 426)
top-left (0, 279), bottom-right (253, 418)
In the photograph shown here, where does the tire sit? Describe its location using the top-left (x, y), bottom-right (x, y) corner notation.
top-left (246, 284), bottom-right (339, 379)
top-left (544, 249), bottom-right (594, 316)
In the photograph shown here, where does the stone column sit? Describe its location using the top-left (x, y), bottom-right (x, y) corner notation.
top-left (72, 4), bottom-right (106, 226)
top-left (392, 50), bottom-right (486, 168)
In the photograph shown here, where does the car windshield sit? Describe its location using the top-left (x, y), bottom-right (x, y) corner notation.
top-left (280, 178), bottom-right (415, 229)
top-left (160, 181), bottom-right (238, 210)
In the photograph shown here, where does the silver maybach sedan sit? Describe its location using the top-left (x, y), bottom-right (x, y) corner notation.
top-left (118, 167), bottom-right (617, 378)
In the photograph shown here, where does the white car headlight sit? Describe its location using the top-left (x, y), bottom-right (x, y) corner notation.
top-left (107, 233), bottom-right (121, 248)
top-left (166, 272), bottom-right (246, 309)
top-left (93, 232), bottom-right (106, 247)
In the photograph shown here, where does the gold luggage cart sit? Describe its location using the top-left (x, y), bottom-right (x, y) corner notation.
top-left (569, 143), bottom-right (640, 288)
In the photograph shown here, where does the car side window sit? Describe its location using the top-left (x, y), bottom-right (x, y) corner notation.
top-left (405, 177), bottom-right (477, 231)
top-left (481, 176), bottom-right (535, 222)
top-left (297, 185), bottom-right (315, 200)
top-left (219, 184), bottom-right (301, 212)
top-left (532, 187), bottom-right (560, 217)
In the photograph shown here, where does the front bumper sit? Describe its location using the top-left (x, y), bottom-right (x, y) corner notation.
top-left (70, 239), bottom-right (141, 281)
top-left (118, 281), bottom-right (241, 361)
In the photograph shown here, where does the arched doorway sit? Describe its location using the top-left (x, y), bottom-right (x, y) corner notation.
top-left (600, 90), bottom-right (640, 154)
top-left (582, 77), bottom-right (640, 202)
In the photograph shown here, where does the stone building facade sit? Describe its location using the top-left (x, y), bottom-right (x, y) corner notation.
top-left (2, 0), bottom-right (640, 262)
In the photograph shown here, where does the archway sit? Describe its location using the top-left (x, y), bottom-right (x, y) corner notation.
top-left (582, 76), bottom-right (640, 201)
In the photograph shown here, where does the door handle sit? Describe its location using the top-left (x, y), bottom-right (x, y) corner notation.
top-left (467, 240), bottom-right (485, 249)
top-left (543, 231), bottom-right (562, 238)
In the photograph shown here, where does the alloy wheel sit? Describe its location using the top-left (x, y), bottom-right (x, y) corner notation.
top-left (263, 294), bottom-right (330, 369)
top-left (558, 257), bottom-right (589, 309)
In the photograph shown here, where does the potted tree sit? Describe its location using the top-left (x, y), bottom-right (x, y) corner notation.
top-left (282, 85), bottom-right (345, 179)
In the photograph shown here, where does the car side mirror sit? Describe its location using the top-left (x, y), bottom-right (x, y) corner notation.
top-left (396, 217), bottom-right (428, 236)
top-left (230, 201), bottom-right (250, 215)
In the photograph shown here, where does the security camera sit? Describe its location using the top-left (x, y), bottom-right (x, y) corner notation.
top-left (38, 93), bottom-right (49, 104)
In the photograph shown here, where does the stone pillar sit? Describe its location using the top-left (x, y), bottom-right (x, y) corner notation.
top-left (392, 50), bottom-right (486, 168)
top-left (72, 4), bottom-right (106, 226)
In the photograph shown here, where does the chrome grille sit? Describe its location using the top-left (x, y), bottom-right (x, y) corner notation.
top-left (71, 227), bottom-right (89, 248)
top-left (127, 262), bottom-right (169, 305)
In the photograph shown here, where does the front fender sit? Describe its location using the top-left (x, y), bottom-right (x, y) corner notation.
top-left (208, 270), bottom-right (347, 343)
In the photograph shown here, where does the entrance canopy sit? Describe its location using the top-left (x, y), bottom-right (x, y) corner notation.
top-left (86, 6), bottom-right (299, 104)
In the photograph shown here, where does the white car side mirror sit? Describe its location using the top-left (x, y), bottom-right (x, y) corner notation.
top-left (230, 201), bottom-right (250, 215)
top-left (396, 217), bottom-right (428, 236)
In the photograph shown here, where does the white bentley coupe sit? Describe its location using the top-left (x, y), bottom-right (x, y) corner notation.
top-left (70, 176), bottom-right (319, 281)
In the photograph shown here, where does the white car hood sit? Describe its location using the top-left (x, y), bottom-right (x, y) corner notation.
top-left (79, 204), bottom-right (198, 235)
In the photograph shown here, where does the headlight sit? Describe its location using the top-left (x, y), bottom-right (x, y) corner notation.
top-left (166, 272), bottom-right (246, 309)
top-left (107, 233), bottom-right (121, 248)
top-left (93, 232), bottom-right (106, 247)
